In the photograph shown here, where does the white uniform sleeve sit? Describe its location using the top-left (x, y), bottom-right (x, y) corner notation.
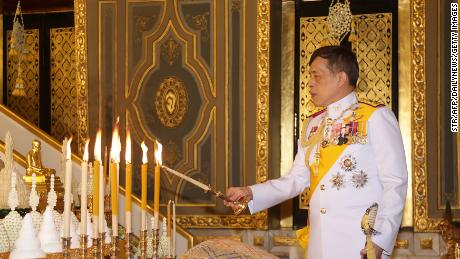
top-left (368, 107), bottom-right (408, 255)
top-left (247, 139), bottom-right (310, 214)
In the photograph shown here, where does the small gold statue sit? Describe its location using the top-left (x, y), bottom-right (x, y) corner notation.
top-left (26, 140), bottom-right (55, 178)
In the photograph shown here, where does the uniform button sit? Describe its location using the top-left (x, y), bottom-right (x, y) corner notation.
top-left (320, 208), bottom-right (326, 214)
top-left (320, 184), bottom-right (326, 190)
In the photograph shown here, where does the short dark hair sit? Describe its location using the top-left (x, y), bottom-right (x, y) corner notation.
top-left (309, 46), bottom-right (359, 87)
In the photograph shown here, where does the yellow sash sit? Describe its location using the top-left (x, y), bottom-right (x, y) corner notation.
top-left (296, 103), bottom-right (378, 256)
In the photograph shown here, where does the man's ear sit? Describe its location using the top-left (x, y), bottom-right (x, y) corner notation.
top-left (337, 71), bottom-right (349, 87)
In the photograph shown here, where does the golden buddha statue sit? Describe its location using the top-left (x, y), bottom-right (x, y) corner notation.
top-left (26, 139), bottom-right (55, 178)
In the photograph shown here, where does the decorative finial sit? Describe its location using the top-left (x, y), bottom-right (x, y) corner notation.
top-left (8, 171), bottom-right (18, 211)
top-left (47, 174), bottom-right (57, 209)
top-left (29, 173), bottom-right (39, 211)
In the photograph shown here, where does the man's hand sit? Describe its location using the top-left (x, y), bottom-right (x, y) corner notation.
top-left (224, 187), bottom-right (253, 211)
top-left (360, 241), bottom-right (383, 259)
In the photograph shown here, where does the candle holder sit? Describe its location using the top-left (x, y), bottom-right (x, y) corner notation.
top-left (61, 237), bottom-right (71, 258)
top-left (79, 234), bottom-right (88, 258)
top-left (152, 228), bottom-right (159, 259)
top-left (99, 232), bottom-right (105, 258)
top-left (140, 230), bottom-right (148, 258)
top-left (110, 236), bottom-right (118, 258)
top-left (125, 232), bottom-right (133, 258)
top-left (91, 236), bottom-right (100, 258)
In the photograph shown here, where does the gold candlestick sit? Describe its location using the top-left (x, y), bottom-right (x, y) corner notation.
top-left (139, 230), bottom-right (148, 258)
top-left (62, 237), bottom-right (71, 258)
top-left (99, 232), bottom-right (105, 258)
top-left (80, 234), bottom-right (88, 258)
top-left (125, 232), bottom-right (133, 258)
top-left (152, 228), bottom-right (160, 259)
top-left (110, 236), bottom-right (119, 258)
top-left (91, 236), bottom-right (100, 258)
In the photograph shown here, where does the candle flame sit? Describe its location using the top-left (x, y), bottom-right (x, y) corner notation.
top-left (111, 125), bottom-right (121, 163)
top-left (155, 140), bottom-right (162, 165)
top-left (83, 139), bottom-right (89, 161)
top-left (66, 137), bottom-right (72, 160)
top-left (141, 141), bottom-right (148, 164)
top-left (125, 129), bottom-right (131, 163)
top-left (95, 130), bottom-right (102, 161)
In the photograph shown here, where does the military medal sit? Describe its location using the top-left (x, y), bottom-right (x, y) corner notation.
top-left (330, 172), bottom-right (346, 190)
top-left (351, 170), bottom-right (368, 188)
top-left (340, 155), bottom-right (357, 172)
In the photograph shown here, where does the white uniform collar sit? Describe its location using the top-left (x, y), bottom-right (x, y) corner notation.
top-left (326, 92), bottom-right (358, 119)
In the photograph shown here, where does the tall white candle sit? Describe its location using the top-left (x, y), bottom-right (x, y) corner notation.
top-left (80, 140), bottom-right (89, 236)
top-left (63, 138), bottom-right (73, 238)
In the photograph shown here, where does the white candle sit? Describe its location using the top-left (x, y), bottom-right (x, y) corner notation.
top-left (80, 140), bottom-right (89, 236)
top-left (173, 201), bottom-right (176, 257)
top-left (99, 162), bottom-right (104, 234)
top-left (63, 138), bottom-right (73, 238)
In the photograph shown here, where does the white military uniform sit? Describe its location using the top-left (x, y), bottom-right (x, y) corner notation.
top-left (248, 92), bottom-right (408, 259)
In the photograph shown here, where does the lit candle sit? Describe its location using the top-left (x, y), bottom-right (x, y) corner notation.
top-left (110, 125), bottom-right (121, 237)
top-left (140, 142), bottom-right (148, 231)
top-left (80, 140), bottom-right (89, 236)
top-left (63, 137), bottom-right (73, 238)
top-left (153, 141), bottom-right (162, 229)
top-left (125, 129), bottom-right (132, 233)
top-left (93, 130), bottom-right (101, 235)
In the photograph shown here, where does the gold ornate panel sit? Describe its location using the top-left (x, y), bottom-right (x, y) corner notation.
top-left (50, 27), bottom-right (78, 144)
top-left (6, 29), bottom-right (40, 126)
top-left (74, 0), bottom-right (89, 154)
top-left (84, 0), bottom-right (269, 229)
top-left (298, 14), bottom-right (392, 121)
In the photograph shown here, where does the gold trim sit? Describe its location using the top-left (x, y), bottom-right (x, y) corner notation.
top-left (0, 139), bottom-right (27, 168)
top-left (412, 0), bottom-right (441, 232)
top-left (253, 236), bottom-right (264, 246)
top-left (74, 0), bottom-right (89, 155)
top-left (394, 239), bottom-right (409, 249)
top-left (398, 0), bottom-right (413, 227)
top-left (0, 104), bottom-right (83, 164)
top-left (176, 214), bottom-right (262, 229)
top-left (420, 238), bottom-right (433, 250)
top-left (118, 187), bottom-right (194, 248)
top-left (255, 0), bottom-right (269, 230)
top-left (194, 235), bottom-right (242, 245)
top-left (272, 236), bottom-right (297, 247)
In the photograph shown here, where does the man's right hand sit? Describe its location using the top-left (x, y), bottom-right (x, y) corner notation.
top-left (224, 187), bottom-right (253, 211)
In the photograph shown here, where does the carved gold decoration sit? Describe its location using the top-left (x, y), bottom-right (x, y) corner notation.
top-left (439, 219), bottom-right (460, 258)
top-left (394, 239), bottom-right (409, 249)
top-left (155, 76), bottom-right (189, 128)
top-left (177, 215), bottom-right (264, 229)
top-left (185, 12), bottom-right (210, 41)
top-left (420, 238), bottom-right (433, 250)
top-left (6, 29), bottom-right (39, 126)
top-left (135, 16), bottom-right (156, 46)
top-left (161, 37), bottom-right (180, 66)
top-left (253, 236), bottom-right (264, 246)
top-left (194, 235), bottom-right (242, 245)
top-left (299, 14), bottom-right (392, 120)
top-left (273, 236), bottom-right (297, 247)
top-left (412, 0), bottom-right (441, 232)
top-left (74, 0), bottom-right (89, 155)
top-left (232, 0), bottom-right (241, 12)
top-left (50, 27), bottom-right (78, 145)
top-left (255, 0), bottom-right (270, 230)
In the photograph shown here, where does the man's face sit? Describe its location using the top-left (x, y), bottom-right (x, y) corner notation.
top-left (308, 57), bottom-right (342, 107)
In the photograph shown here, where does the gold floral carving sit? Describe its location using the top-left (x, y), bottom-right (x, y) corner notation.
top-left (74, 0), bottom-right (89, 154)
top-left (176, 215), bottom-right (262, 229)
top-left (194, 235), bottom-right (242, 245)
top-left (272, 236), bottom-right (297, 247)
top-left (394, 239), bottom-right (409, 249)
top-left (412, 0), bottom-right (440, 232)
top-left (186, 12), bottom-right (210, 41)
top-left (161, 37), bottom-right (180, 66)
top-left (163, 140), bottom-right (181, 167)
top-left (255, 0), bottom-right (270, 230)
top-left (155, 76), bottom-right (189, 128)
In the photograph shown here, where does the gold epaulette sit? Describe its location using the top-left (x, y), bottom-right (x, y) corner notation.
top-left (358, 100), bottom-right (385, 108)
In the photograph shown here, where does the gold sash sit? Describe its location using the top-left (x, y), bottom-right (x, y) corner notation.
top-left (296, 103), bottom-right (379, 256)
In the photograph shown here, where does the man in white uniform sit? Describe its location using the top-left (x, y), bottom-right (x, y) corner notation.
top-left (225, 46), bottom-right (408, 259)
